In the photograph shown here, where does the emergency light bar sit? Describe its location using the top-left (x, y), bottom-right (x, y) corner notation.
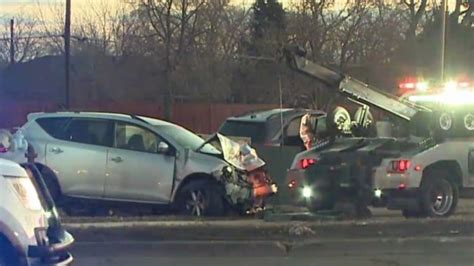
top-left (408, 90), bottom-right (474, 105)
top-left (399, 81), bottom-right (429, 91)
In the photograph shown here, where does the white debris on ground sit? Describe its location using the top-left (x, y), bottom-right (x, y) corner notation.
top-left (288, 223), bottom-right (315, 236)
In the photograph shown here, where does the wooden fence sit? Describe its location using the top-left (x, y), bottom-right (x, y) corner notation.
top-left (0, 101), bottom-right (279, 133)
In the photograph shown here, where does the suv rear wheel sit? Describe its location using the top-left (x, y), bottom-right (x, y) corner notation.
top-left (176, 179), bottom-right (225, 217)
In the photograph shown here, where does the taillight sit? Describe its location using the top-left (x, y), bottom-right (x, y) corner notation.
top-left (300, 158), bottom-right (317, 169)
top-left (288, 179), bottom-right (297, 189)
top-left (390, 160), bottom-right (411, 173)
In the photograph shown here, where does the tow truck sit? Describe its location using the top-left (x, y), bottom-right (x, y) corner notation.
top-left (284, 46), bottom-right (474, 217)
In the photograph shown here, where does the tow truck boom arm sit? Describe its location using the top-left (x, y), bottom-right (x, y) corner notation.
top-left (284, 46), bottom-right (425, 121)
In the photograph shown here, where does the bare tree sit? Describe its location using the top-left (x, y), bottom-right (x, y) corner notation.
top-left (186, 2), bottom-right (251, 101)
top-left (140, 0), bottom-right (206, 119)
top-left (288, 0), bottom-right (357, 63)
top-left (0, 17), bottom-right (42, 64)
top-left (34, 0), bottom-right (65, 54)
top-left (401, 0), bottom-right (428, 40)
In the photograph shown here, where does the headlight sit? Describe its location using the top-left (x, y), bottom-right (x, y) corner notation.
top-left (374, 189), bottom-right (382, 198)
top-left (444, 81), bottom-right (458, 92)
top-left (6, 176), bottom-right (43, 211)
top-left (224, 166), bottom-right (233, 174)
top-left (302, 186), bottom-right (313, 198)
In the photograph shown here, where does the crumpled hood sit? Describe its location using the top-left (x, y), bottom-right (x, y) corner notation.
top-left (198, 133), bottom-right (266, 172)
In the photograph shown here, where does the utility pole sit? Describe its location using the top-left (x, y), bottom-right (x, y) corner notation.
top-left (10, 19), bottom-right (15, 65)
top-left (440, 0), bottom-right (448, 82)
top-left (64, 0), bottom-right (72, 109)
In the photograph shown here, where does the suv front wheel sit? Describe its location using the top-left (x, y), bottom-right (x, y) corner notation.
top-left (175, 179), bottom-right (225, 217)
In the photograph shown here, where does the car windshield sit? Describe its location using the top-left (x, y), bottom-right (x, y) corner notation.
top-left (219, 121), bottom-right (266, 143)
top-left (152, 124), bottom-right (221, 155)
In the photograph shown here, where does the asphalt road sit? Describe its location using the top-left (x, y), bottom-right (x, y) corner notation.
top-left (72, 237), bottom-right (474, 266)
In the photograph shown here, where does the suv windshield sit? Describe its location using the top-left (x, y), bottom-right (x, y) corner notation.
top-left (219, 121), bottom-right (266, 143)
top-left (153, 124), bottom-right (220, 155)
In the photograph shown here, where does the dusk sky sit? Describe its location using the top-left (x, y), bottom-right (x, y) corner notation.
top-left (0, 0), bottom-right (123, 21)
top-left (0, 0), bottom-right (455, 23)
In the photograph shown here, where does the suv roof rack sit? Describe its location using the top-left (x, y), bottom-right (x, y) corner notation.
top-left (131, 114), bottom-right (149, 124)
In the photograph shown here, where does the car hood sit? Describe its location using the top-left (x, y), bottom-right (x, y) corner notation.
top-left (197, 133), bottom-right (266, 172)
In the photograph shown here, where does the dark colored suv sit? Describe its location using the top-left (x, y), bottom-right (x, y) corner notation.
top-left (219, 108), bottom-right (326, 148)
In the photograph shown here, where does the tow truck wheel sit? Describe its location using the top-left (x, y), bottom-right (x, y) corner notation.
top-left (420, 174), bottom-right (459, 217)
top-left (432, 112), bottom-right (454, 141)
top-left (464, 113), bottom-right (474, 131)
top-left (176, 179), bottom-right (225, 217)
top-left (328, 106), bottom-right (351, 134)
top-left (307, 190), bottom-right (336, 212)
top-left (353, 107), bottom-right (376, 137)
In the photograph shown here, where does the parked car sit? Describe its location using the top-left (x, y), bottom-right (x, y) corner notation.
top-left (219, 108), bottom-right (326, 148)
top-left (2, 112), bottom-right (276, 216)
top-left (0, 159), bottom-right (74, 265)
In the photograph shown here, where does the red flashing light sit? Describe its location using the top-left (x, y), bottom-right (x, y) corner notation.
top-left (300, 158), bottom-right (317, 169)
top-left (399, 82), bottom-right (416, 90)
top-left (399, 183), bottom-right (406, 190)
top-left (459, 81), bottom-right (470, 88)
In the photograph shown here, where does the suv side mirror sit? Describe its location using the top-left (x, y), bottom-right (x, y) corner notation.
top-left (157, 142), bottom-right (171, 155)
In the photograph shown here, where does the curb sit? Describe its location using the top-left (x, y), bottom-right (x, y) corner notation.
top-left (64, 218), bottom-right (474, 242)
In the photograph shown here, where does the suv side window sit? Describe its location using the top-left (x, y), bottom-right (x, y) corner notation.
top-left (36, 117), bottom-right (70, 139)
top-left (283, 117), bottom-right (304, 147)
top-left (62, 119), bottom-right (113, 147)
top-left (285, 118), bottom-right (301, 138)
top-left (115, 122), bottom-right (161, 153)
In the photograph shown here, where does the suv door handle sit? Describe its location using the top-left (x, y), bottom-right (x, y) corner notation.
top-left (111, 156), bottom-right (123, 163)
top-left (50, 147), bottom-right (63, 154)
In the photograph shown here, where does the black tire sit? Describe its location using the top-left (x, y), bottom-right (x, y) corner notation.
top-left (0, 237), bottom-right (20, 266)
top-left (419, 173), bottom-right (459, 218)
top-left (175, 179), bottom-right (225, 217)
top-left (39, 167), bottom-right (62, 204)
top-left (353, 107), bottom-right (376, 137)
top-left (431, 110), bottom-right (474, 139)
top-left (327, 106), bottom-right (351, 135)
top-left (463, 113), bottom-right (474, 131)
top-left (307, 190), bottom-right (336, 212)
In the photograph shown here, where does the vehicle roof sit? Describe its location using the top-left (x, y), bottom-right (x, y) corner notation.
top-left (225, 108), bottom-right (325, 122)
top-left (27, 112), bottom-right (174, 126)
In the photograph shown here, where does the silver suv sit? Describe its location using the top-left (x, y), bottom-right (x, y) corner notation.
top-left (6, 112), bottom-right (275, 216)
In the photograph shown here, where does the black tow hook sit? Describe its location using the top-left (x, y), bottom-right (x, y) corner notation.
top-left (25, 144), bottom-right (38, 163)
